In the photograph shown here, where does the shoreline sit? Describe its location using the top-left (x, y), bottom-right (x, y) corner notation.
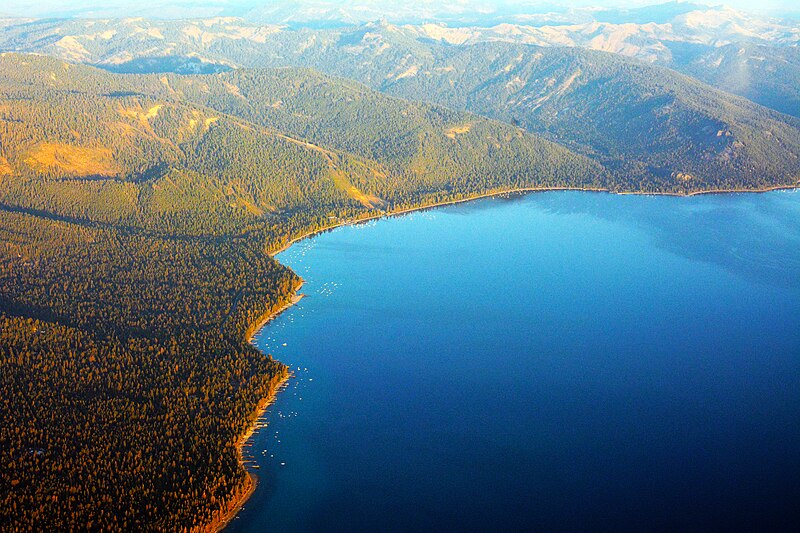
top-left (211, 374), bottom-right (293, 533)
top-left (212, 374), bottom-right (291, 533)
top-left (268, 183), bottom-right (799, 257)
top-left (620, 184), bottom-right (799, 197)
top-left (219, 180), bottom-right (798, 531)
top-left (211, 289), bottom-right (305, 532)
top-left (247, 288), bottom-right (306, 344)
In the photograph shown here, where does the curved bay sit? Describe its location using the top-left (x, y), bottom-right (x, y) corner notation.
top-left (231, 191), bottom-right (800, 532)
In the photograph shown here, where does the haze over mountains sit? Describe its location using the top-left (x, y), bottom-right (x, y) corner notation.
top-left (2, 0), bottom-right (799, 22)
top-left (2, 1), bottom-right (799, 120)
top-left (2, 2), bottom-right (799, 187)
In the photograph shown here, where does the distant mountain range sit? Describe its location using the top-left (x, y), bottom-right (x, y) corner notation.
top-left (1, 2), bottom-right (798, 119)
top-left (2, 7), bottom-right (799, 189)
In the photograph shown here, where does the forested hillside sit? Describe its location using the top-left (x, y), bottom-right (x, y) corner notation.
top-left (0, 54), bottom-right (607, 225)
top-left (0, 209), bottom-right (295, 530)
top-left (202, 25), bottom-right (800, 188)
top-left (2, 19), bottom-right (798, 188)
top-left (0, 53), bottom-right (605, 531)
top-left (370, 42), bottom-right (800, 187)
top-left (678, 43), bottom-right (800, 119)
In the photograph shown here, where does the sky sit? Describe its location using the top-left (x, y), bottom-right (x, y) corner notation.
top-left (0, 0), bottom-right (798, 20)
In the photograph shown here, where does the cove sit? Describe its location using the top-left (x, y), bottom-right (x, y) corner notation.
top-left (229, 190), bottom-right (800, 531)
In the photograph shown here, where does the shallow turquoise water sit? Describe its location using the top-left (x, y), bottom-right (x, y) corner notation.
top-left (230, 191), bottom-right (800, 531)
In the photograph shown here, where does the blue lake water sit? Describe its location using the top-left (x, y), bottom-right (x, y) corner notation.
top-left (229, 191), bottom-right (800, 531)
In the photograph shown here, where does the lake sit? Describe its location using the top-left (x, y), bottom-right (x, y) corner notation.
top-left (229, 191), bottom-right (800, 531)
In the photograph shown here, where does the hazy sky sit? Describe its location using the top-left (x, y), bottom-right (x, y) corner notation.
top-left (1, 0), bottom-right (798, 19)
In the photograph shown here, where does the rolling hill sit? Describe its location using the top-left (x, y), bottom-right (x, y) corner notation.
top-left (679, 43), bottom-right (800, 119)
top-left (367, 40), bottom-right (800, 188)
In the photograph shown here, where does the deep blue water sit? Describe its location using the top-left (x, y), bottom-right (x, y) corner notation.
top-left (229, 191), bottom-right (800, 532)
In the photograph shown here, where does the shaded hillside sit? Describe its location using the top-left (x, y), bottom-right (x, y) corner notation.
top-left (677, 43), bottom-right (800, 119)
top-left (372, 41), bottom-right (800, 188)
top-left (195, 24), bottom-right (800, 189)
